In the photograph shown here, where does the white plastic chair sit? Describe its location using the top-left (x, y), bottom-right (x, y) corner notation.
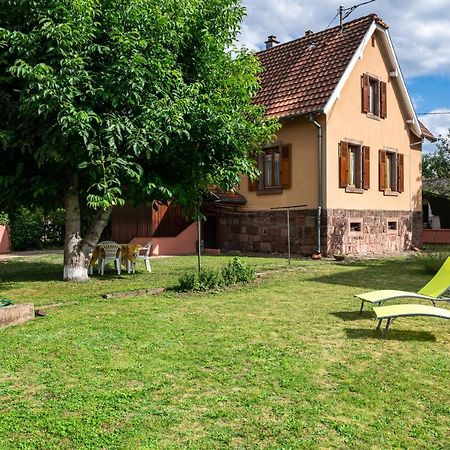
top-left (98, 241), bottom-right (122, 276)
top-left (131, 241), bottom-right (152, 273)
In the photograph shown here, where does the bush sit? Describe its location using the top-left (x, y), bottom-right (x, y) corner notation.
top-left (177, 257), bottom-right (254, 292)
top-left (0, 212), bottom-right (9, 226)
top-left (9, 208), bottom-right (45, 250)
top-left (222, 257), bottom-right (255, 284)
top-left (416, 251), bottom-right (449, 274)
top-left (9, 207), bottom-right (65, 250)
top-left (177, 268), bottom-right (224, 292)
top-left (44, 208), bottom-right (65, 246)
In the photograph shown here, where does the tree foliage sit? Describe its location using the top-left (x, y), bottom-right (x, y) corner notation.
top-left (0, 0), bottom-right (277, 279)
top-left (423, 131), bottom-right (450, 179)
top-left (422, 130), bottom-right (450, 198)
top-left (0, 0), bottom-right (276, 212)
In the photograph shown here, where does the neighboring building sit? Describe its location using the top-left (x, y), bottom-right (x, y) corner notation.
top-left (217, 14), bottom-right (435, 256)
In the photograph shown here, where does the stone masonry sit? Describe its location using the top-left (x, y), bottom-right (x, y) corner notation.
top-left (218, 209), bottom-right (326, 256)
top-left (218, 208), bottom-right (422, 257)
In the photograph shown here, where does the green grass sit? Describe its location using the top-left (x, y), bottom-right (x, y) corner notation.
top-left (0, 255), bottom-right (449, 448)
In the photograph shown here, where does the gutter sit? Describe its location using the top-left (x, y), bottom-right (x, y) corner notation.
top-left (309, 114), bottom-right (323, 255)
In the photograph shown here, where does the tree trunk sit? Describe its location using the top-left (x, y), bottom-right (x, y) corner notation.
top-left (63, 174), bottom-right (112, 282)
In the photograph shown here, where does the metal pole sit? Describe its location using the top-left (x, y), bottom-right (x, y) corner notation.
top-left (197, 210), bottom-right (202, 275)
top-left (339, 5), bottom-right (344, 30)
top-left (287, 208), bottom-right (291, 265)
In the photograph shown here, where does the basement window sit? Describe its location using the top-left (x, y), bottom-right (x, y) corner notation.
top-left (387, 220), bottom-right (398, 234)
top-left (350, 222), bottom-right (362, 232)
top-left (348, 219), bottom-right (363, 236)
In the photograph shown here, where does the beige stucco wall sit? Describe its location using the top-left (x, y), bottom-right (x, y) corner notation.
top-left (326, 30), bottom-right (422, 212)
top-left (239, 115), bottom-right (324, 210)
top-left (240, 29), bottom-right (422, 215)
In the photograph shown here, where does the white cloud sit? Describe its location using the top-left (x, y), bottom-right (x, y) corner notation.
top-left (419, 110), bottom-right (450, 153)
top-left (240, 0), bottom-right (450, 78)
top-left (419, 110), bottom-right (450, 138)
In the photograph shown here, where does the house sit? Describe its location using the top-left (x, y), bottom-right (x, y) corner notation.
top-left (111, 14), bottom-right (435, 257)
top-left (215, 14), bottom-right (435, 256)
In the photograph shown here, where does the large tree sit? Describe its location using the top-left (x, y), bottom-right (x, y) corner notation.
top-left (0, 0), bottom-right (276, 280)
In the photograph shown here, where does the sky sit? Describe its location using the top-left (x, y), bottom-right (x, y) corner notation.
top-left (238, 0), bottom-right (450, 152)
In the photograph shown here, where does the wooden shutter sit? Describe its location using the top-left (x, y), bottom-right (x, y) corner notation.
top-left (379, 150), bottom-right (386, 191)
top-left (339, 141), bottom-right (349, 188)
top-left (248, 173), bottom-right (258, 191)
top-left (280, 144), bottom-right (292, 189)
top-left (380, 81), bottom-right (387, 118)
top-left (362, 74), bottom-right (370, 113)
top-left (362, 146), bottom-right (370, 189)
top-left (397, 153), bottom-right (404, 193)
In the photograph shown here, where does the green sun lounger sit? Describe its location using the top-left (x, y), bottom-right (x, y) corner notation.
top-left (356, 256), bottom-right (450, 313)
top-left (373, 304), bottom-right (450, 338)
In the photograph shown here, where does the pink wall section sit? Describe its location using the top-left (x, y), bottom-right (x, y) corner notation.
top-left (130, 222), bottom-right (197, 255)
top-left (422, 229), bottom-right (450, 245)
top-left (0, 226), bottom-right (10, 254)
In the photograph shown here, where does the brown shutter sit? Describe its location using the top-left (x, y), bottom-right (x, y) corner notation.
top-left (339, 141), bottom-right (349, 188)
top-left (362, 74), bottom-right (370, 113)
top-left (397, 153), bottom-right (404, 193)
top-left (380, 81), bottom-right (387, 118)
top-left (248, 173), bottom-right (258, 191)
top-left (362, 146), bottom-right (370, 189)
top-left (379, 150), bottom-right (386, 191)
top-left (281, 144), bottom-right (292, 189)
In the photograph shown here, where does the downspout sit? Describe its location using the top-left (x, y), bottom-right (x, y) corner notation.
top-left (309, 114), bottom-right (323, 255)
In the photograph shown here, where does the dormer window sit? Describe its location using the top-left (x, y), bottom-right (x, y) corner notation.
top-left (362, 73), bottom-right (387, 119)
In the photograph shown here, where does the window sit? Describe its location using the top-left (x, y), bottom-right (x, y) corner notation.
top-left (339, 141), bottom-right (370, 191)
top-left (362, 73), bottom-right (387, 118)
top-left (264, 147), bottom-right (281, 187)
top-left (248, 144), bottom-right (292, 192)
top-left (379, 150), bottom-right (404, 194)
top-left (387, 220), bottom-right (398, 233)
top-left (348, 219), bottom-right (363, 236)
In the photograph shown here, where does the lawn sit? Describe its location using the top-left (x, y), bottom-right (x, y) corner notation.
top-left (0, 254), bottom-right (449, 448)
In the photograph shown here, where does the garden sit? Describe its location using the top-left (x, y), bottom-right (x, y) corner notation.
top-left (0, 253), bottom-right (449, 448)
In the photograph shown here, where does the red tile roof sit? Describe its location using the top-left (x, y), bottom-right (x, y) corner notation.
top-left (254, 14), bottom-right (387, 118)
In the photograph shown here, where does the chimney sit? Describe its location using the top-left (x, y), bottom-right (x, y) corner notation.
top-left (264, 35), bottom-right (279, 50)
top-left (305, 30), bottom-right (313, 36)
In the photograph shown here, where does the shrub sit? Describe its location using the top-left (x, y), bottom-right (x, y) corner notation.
top-left (416, 251), bottom-right (449, 274)
top-left (222, 257), bottom-right (255, 284)
top-left (9, 207), bottom-right (65, 250)
top-left (177, 257), bottom-right (254, 292)
top-left (0, 212), bottom-right (9, 226)
top-left (44, 208), bottom-right (65, 246)
top-left (177, 268), bottom-right (224, 292)
top-left (9, 208), bottom-right (45, 250)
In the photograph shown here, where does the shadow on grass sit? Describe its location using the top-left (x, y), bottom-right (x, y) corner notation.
top-left (345, 327), bottom-right (436, 342)
top-left (0, 258), bottom-right (129, 287)
top-left (331, 310), bottom-right (375, 321)
top-left (306, 258), bottom-right (429, 292)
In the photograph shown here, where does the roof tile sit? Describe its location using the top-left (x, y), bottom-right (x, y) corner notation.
top-left (254, 14), bottom-right (385, 118)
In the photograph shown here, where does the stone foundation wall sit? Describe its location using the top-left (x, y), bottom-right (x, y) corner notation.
top-left (326, 209), bottom-right (421, 256)
top-left (218, 208), bottom-right (422, 257)
top-left (218, 209), bottom-right (325, 256)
